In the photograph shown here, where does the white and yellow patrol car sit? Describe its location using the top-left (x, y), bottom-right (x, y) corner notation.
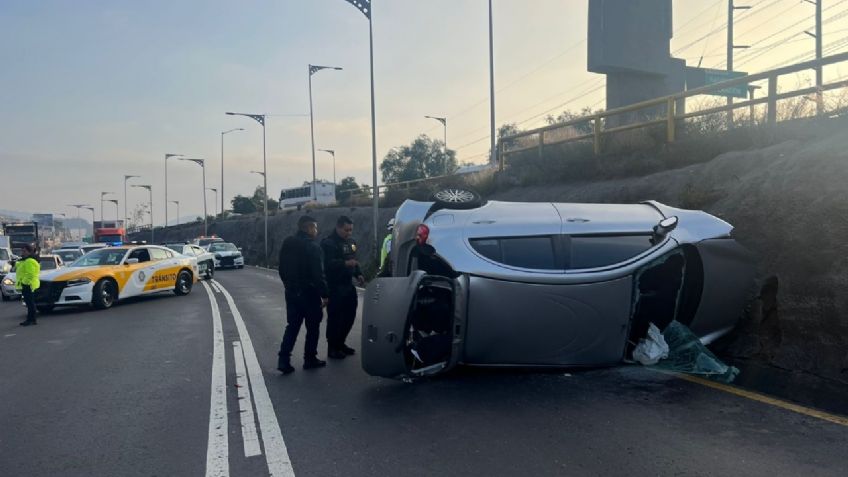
top-left (34, 245), bottom-right (199, 312)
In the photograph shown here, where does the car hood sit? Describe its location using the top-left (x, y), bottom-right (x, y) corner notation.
top-left (41, 266), bottom-right (115, 282)
top-left (212, 251), bottom-right (241, 256)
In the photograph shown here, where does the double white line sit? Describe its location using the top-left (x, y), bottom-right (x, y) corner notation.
top-left (202, 280), bottom-right (295, 477)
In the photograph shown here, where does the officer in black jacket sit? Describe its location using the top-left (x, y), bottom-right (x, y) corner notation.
top-left (277, 215), bottom-right (329, 374)
top-left (321, 216), bottom-right (364, 359)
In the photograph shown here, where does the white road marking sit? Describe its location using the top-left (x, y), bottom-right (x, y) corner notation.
top-left (213, 279), bottom-right (296, 477)
top-left (210, 281), bottom-right (222, 293)
top-left (232, 341), bottom-right (263, 457)
top-left (202, 281), bottom-right (229, 477)
top-left (4, 334), bottom-right (16, 338)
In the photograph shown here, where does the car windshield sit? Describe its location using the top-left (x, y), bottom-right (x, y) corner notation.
top-left (209, 243), bottom-right (237, 252)
top-left (0, 249), bottom-right (9, 261)
top-left (38, 257), bottom-right (58, 270)
top-left (55, 250), bottom-right (82, 262)
top-left (71, 249), bottom-right (127, 267)
top-left (165, 245), bottom-right (184, 253)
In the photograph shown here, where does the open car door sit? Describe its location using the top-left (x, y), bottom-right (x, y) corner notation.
top-left (362, 271), bottom-right (467, 379)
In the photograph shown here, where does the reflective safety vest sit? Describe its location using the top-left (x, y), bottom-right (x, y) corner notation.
top-left (380, 234), bottom-right (392, 269)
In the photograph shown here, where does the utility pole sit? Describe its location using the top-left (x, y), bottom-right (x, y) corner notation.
top-left (804, 0), bottom-right (824, 115)
top-left (727, 0), bottom-right (751, 128)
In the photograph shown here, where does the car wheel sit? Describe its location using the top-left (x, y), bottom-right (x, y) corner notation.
top-left (92, 279), bottom-right (117, 310)
top-left (36, 305), bottom-right (54, 314)
top-left (1, 294), bottom-right (9, 302)
top-left (175, 270), bottom-right (193, 296)
top-left (237, 265), bottom-right (244, 269)
top-left (431, 188), bottom-right (483, 210)
top-left (206, 262), bottom-right (215, 280)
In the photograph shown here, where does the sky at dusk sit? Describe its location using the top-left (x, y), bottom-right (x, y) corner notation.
top-left (2, 0), bottom-right (846, 224)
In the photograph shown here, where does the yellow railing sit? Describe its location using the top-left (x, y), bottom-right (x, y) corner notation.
top-left (497, 51), bottom-right (848, 170)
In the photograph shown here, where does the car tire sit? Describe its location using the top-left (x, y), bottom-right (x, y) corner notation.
top-left (92, 279), bottom-right (118, 310)
top-left (1, 294), bottom-right (9, 302)
top-left (205, 262), bottom-right (215, 280)
top-left (237, 265), bottom-right (244, 269)
top-left (36, 305), bottom-right (54, 314)
top-left (175, 270), bottom-right (193, 296)
top-left (430, 188), bottom-right (484, 210)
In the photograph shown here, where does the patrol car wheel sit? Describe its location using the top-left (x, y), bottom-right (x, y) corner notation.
top-left (175, 270), bottom-right (193, 296)
top-left (92, 279), bottom-right (117, 310)
top-left (431, 188), bottom-right (483, 210)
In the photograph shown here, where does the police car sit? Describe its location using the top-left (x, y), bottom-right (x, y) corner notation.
top-left (33, 245), bottom-right (198, 312)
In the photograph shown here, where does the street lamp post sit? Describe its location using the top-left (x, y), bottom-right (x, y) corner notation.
top-left (207, 188), bottom-right (218, 217)
top-left (169, 201), bottom-right (180, 226)
top-left (106, 199), bottom-right (119, 222)
top-left (318, 149), bottom-right (337, 187)
top-left (179, 158), bottom-right (208, 236)
top-left (124, 175), bottom-right (139, 226)
top-left (67, 204), bottom-right (89, 241)
top-left (100, 192), bottom-right (114, 223)
top-left (226, 111), bottom-right (268, 262)
top-left (221, 128), bottom-right (244, 218)
top-left (309, 64), bottom-right (343, 200)
top-left (341, 0), bottom-right (379, 250)
top-left (425, 115), bottom-right (448, 174)
top-left (83, 207), bottom-right (96, 240)
top-left (131, 185), bottom-right (153, 242)
top-left (164, 153), bottom-right (183, 228)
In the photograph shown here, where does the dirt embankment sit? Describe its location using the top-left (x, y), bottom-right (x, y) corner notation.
top-left (490, 119), bottom-right (848, 383)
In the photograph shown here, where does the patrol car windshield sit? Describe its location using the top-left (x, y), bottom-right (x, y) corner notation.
top-left (209, 243), bottom-right (238, 252)
top-left (55, 250), bottom-right (83, 262)
top-left (0, 249), bottom-right (9, 261)
top-left (38, 257), bottom-right (58, 270)
top-left (164, 244), bottom-right (185, 253)
top-left (70, 249), bottom-right (127, 267)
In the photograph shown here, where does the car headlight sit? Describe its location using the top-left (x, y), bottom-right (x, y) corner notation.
top-left (67, 277), bottom-right (92, 287)
top-left (0, 263), bottom-right (10, 273)
top-left (1, 277), bottom-right (13, 286)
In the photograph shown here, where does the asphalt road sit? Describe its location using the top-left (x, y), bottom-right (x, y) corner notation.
top-left (1, 266), bottom-right (847, 477)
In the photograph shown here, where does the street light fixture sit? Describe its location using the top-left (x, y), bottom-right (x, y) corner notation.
top-left (169, 200), bottom-right (180, 226)
top-left (309, 64), bottom-right (343, 200)
top-left (124, 175), bottom-right (140, 225)
top-left (100, 192), bottom-right (115, 223)
top-left (340, 0), bottom-right (379, 250)
top-left (317, 149), bottom-right (337, 185)
top-left (131, 185), bottom-right (154, 242)
top-left (227, 111), bottom-right (268, 262)
top-left (221, 128), bottom-right (244, 217)
top-left (179, 158), bottom-right (208, 236)
top-left (207, 188), bottom-right (218, 217)
top-left (164, 153), bottom-right (183, 228)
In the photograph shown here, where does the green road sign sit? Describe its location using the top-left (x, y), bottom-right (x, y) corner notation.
top-left (686, 67), bottom-right (749, 99)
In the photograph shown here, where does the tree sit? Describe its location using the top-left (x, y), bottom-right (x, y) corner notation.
top-left (251, 186), bottom-right (278, 212)
top-left (544, 107), bottom-right (598, 134)
top-left (130, 203), bottom-right (149, 228)
top-left (336, 176), bottom-right (362, 201)
top-left (497, 123), bottom-right (522, 150)
top-left (231, 195), bottom-right (256, 214)
top-left (380, 135), bottom-right (457, 184)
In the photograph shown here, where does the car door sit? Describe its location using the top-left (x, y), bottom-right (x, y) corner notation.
top-left (117, 248), bottom-right (156, 298)
top-left (362, 271), bottom-right (468, 379)
top-left (147, 247), bottom-right (181, 291)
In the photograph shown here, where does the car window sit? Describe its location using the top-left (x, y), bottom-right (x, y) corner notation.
top-left (39, 257), bottom-right (58, 270)
top-left (470, 236), bottom-right (559, 270)
top-left (165, 245), bottom-right (183, 253)
top-left (209, 243), bottom-right (237, 252)
top-left (128, 248), bottom-right (151, 263)
top-left (0, 249), bottom-right (9, 260)
top-left (191, 246), bottom-right (204, 256)
top-left (568, 235), bottom-right (654, 269)
top-left (72, 249), bottom-right (127, 267)
top-left (150, 248), bottom-right (171, 261)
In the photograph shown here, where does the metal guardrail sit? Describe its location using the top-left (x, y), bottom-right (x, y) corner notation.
top-left (497, 51), bottom-right (848, 170)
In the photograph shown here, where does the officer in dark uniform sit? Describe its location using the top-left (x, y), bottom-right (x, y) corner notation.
top-left (277, 215), bottom-right (329, 374)
top-left (321, 215), bottom-right (364, 359)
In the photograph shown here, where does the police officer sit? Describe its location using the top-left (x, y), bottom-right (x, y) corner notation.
top-left (15, 243), bottom-right (41, 326)
top-left (277, 215), bottom-right (329, 374)
top-left (379, 218), bottom-right (394, 276)
top-left (322, 216), bottom-right (364, 359)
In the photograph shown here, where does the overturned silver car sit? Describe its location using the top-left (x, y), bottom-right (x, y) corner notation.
top-left (362, 190), bottom-right (755, 379)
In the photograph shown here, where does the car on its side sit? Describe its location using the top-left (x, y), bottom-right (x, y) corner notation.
top-left (1, 254), bottom-right (64, 301)
top-left (31, 245), bottom-right (198, 312)
top-left (208, 242), bottom-right (244, 269)
top-left (362, 189), bottom-right (755, 380)
top-left (164, 243), bottom-right (216, 280)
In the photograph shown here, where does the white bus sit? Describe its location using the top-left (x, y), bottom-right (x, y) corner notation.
top-left (279, 181), bottom-right (336, 209)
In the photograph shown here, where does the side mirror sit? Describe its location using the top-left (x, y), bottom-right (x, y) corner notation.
top-left (652, 216), bottom-right (678, 244)
top-left (125, 258), bottom-right (139, 265)
top-left (238, 247), bottom-right (243, 251)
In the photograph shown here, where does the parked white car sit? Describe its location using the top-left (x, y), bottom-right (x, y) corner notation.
top-left (1, 254), bottom-right (64, 301)
top-left (164, 243), bottom-right (216, 280)
top-left (208, 242), bottom-right (244, 269)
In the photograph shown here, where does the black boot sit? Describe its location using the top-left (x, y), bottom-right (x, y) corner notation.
top-left (277, 357), bottom-right (295, 375)
top-left (19, 320), bottom-right (36, 326)
top-left (303, 358), bottom-right (327, 370)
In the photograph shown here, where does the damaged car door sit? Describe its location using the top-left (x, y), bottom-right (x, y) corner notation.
top-left (362, 270), bottom-right (467, 379)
